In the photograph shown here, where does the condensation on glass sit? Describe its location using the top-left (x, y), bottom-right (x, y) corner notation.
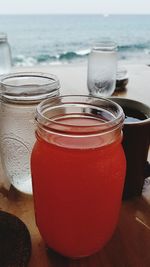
top-left (0, 72), bottom-right (60, 194)
top-left (87, 41), bottom-right (117, 97)
top-left (0, 32), bottom-right (12, 75)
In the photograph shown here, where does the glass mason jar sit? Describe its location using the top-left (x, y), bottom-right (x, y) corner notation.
top-left (87, 41), bottom-right (117, 97)
top-left (0, 72), bottom-right (60, 194)
top-left (0, 32), bottom-right (12, 75)
top-left (31, 95), bottom-right (126, 258)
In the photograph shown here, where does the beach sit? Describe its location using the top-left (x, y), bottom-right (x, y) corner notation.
top-left (1, 15), bottom-right (150, 66)
top-left (1, 14), bottom-right (150, 103)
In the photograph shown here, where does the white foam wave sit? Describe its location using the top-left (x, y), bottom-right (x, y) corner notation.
top-left (75, 49), bottom-right (90, 56)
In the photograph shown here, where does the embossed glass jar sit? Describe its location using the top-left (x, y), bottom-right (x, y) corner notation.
top-left (0, 72), bottom-right (60, 194)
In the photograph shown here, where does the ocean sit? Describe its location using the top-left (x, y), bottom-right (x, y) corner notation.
top-left (0, 14), bottom-right (150, 66)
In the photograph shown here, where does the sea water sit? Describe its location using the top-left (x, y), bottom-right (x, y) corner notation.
top-left (0, 15), bottom-right (150, 66)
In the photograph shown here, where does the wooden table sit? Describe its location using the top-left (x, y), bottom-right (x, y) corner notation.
top-left (0, 63), bottom-right (150, 267)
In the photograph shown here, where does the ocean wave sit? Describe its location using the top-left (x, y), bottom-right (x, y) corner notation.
top-left (118, 43), bottom-right (150, 51)
top-left (13, 49), bottom-right (90, 66)
top-left (75, 49), bottom-right (90, 56)
top-left (13, 44), bottom-right (150, 67)
top-left (13, 55), bottom-right (37, 66)
top-left (57, 49), bottom-right (90, 60)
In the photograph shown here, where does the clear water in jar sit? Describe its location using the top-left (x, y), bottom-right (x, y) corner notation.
top-left (0, 41), bottom-right (12, 75)
top-left (0, 102), bottom-right (36, 194)
top-left (87, 49), bottom-right (117, 97)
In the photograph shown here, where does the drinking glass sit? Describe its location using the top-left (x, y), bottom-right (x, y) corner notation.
top-left (0, 32), bottom-right (12, 75)
top-left (0, 72), bottom-right (60, 194)
top-left (31, 95), bottom-right (126, 258)
top-left (87, 41), bottom-right (117, 97)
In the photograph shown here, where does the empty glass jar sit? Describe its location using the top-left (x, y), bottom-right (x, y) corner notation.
top-left (0, 72), bottom-right (60, 194)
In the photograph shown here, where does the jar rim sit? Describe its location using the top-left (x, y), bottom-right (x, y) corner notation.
top-left (36, 95), bottom-right (124, 136)
top-left (0, 72), bottom-right (60, 103)
top-left (109, 97), bottom-right (150, 125)
top-left (0, 32), bottom-right (7, 42)
top-left (0, 72), bottom-right (60, 88)
top-left (92, 40), bottom-right (117, 52)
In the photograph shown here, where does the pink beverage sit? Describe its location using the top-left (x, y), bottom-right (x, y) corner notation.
top-left (31, 96), bottom-right (126, 258)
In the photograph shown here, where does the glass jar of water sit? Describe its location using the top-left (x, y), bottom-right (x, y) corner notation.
top-left (0, 33), bottom-right (12, 75)
top-left (87, 41), bottom-right (117, 97)
top-left (0, 72), bottom-right (60, 194)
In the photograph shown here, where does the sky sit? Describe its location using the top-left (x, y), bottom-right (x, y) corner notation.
top-left (0, 0), bottom-right (150, 15)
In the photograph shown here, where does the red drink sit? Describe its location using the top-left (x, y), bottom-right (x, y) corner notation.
top-left (31, 96), bottom-right (126, 258)
top-left (31, 116), bottom-right (126, 258)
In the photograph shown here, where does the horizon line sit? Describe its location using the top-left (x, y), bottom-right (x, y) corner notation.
top-left (0, 13), bottom-right (150, 15)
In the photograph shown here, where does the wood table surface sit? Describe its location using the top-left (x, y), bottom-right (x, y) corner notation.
top-left (0, 63), bottom-right (150, 267)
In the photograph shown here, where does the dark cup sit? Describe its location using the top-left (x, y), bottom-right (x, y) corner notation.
top-left (109, 97), bottom-right (150, 199)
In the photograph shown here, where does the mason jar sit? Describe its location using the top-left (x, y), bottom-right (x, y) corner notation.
top-left (31, 95), bottom-right (126, 258)
top-left (0, 32), bottom-right (12, 75)
top-left (0, 72), bottom-right (60, 194)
